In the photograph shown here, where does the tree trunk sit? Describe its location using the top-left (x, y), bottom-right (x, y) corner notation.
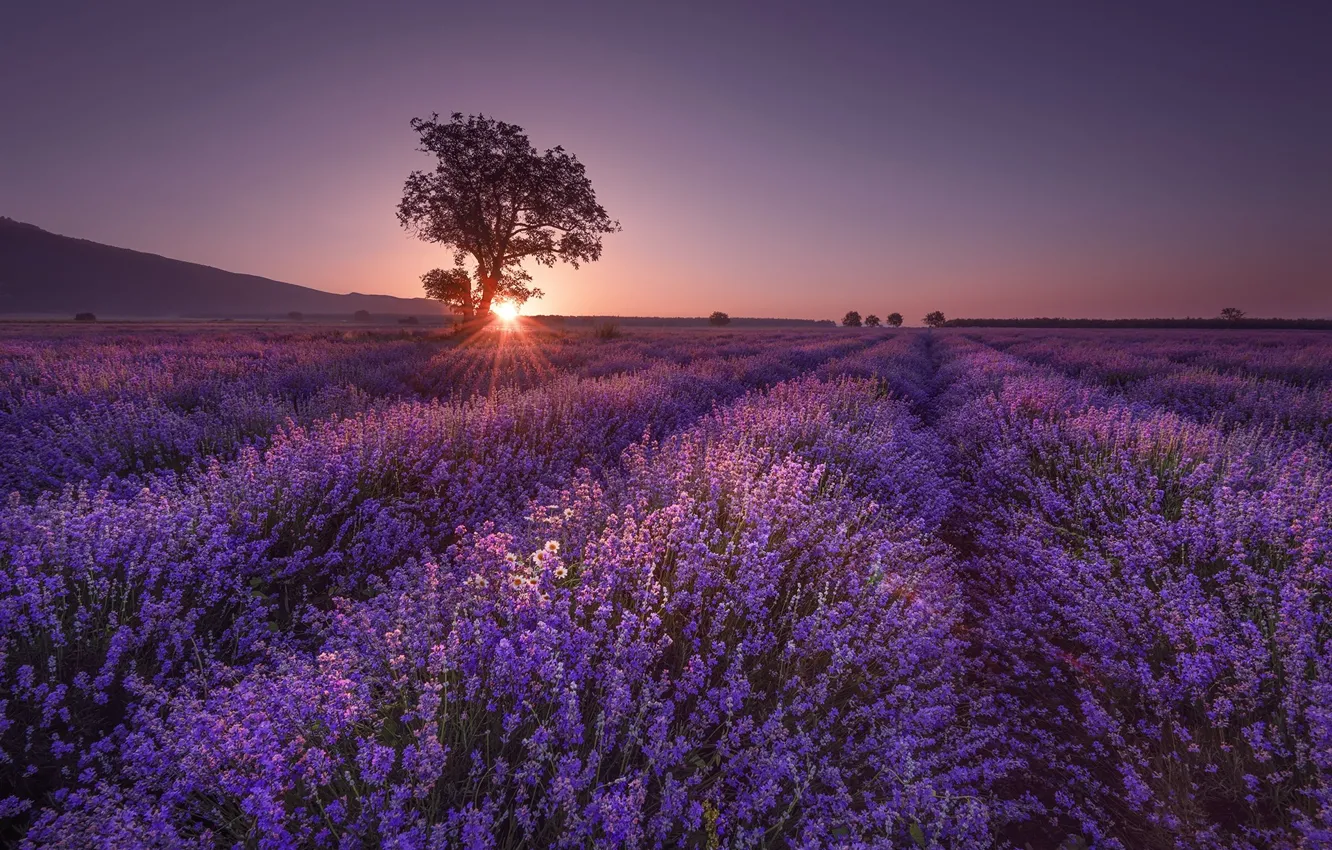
top-left (451, 288), bottom-right (479, 335)
top-left (455, 278), bottom-right (475, 320)
top-left (476, 276), bottom-right (498, 319)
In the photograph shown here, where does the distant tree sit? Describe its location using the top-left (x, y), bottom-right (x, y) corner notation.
top-left (353, 309), bottom-right (372, 322)
top-left (398, 316), bottom-right (420, 325)
top-left (398, 113), bottom-right (619, 322)
top-left (592, 320), bottom-right (621, 340)
top-left (708, 311), bottom-right (731, 326)
top-left (863, 314), bottom-right (881, 327)
top-left (923, 311), bottom-right (946, 328)
top-left (842, 311), bottom-right (862, 327)
top-left (1220, 307), bottom-right (1246, 323)
top-left (286, 311), bottom-right (304, 321)
top-left (885, 312), bottom-right (903, 327)
top-left (73, 312), bottom-right (96, 322)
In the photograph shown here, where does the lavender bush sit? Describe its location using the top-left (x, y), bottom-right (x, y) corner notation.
top-left (0, 325), bottom-right (1327, 848)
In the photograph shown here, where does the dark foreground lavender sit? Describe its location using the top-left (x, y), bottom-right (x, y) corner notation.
top-left (0, 325), bottom-right (1328, 849)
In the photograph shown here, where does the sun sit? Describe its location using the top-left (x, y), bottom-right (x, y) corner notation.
top-left (494, 302), bottom-right (519, 323)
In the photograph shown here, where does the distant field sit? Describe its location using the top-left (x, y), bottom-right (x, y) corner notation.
top-left (1, 326), bottom-right (1329, 847)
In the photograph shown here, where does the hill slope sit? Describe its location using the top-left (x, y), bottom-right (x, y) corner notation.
top-left (0, 218), bottom-right (442, 318)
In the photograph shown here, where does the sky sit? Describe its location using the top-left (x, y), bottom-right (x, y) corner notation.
top-left (3, 1), bottom-right (1330, 321)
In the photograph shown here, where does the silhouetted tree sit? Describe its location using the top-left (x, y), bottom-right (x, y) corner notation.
top-left (885, 312), bottom-right (903, 327)
top-left (864, 314), bottom-right (881, 327)
top-left (73, 312), bottom-right (96, 322)
top-left (923, 311), bottom-right (946, 328)
top-left (1220, 307), bottom-right (1246, 323)
top-left (842, 311), bottom-right (862, 327)
top-left (354, 309), bottom-right (372, 322)
top-left (399, 113), bottom-right (619, 321)
top-left (398, 316), bottom-right (420, 325)
top-left (708, 311), bottom-right (731, 326)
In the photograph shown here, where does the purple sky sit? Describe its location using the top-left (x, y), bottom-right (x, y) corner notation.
top-left (3, 1), bottom-right (1330, 320)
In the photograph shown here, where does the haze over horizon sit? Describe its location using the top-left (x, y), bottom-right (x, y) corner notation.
top-left (3, 1), bottom-right (1330, 320)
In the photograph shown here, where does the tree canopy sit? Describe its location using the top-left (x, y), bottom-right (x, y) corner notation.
top-left (923, 311), bottom-right (946, 328)
top-left (864, 314), bottom-right (881, 327)
top-left (885, 312), bottom-right (903, 327)
top-left (708, 311), bottom-right (731, 326)
top-left (842, 311), bottom-right (862, 327)
top-left (398, 113), bottom-right (619, 321)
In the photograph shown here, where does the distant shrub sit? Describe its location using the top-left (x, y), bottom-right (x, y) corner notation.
top-left (886, 312), bottom-right (903, 327)
top-left (353, 309), bottom-right (372, 322)
top-left (864, 314), bottom-right (881, 327)
top-left (842, 311), bottom-right (862, 327)
top-left (398, 316), bottom-right (420, 325)
top-left (708, 311), bottom-right (731, 326)
top-left (286, 311), bottom-right (304, 321)
top-left (923, 311), bottom-right (946, 328)
top-left (73, 312), bottom-right (96, 322)
top-left (592, 320), bottom-right (621, 340)
top-left (946, 316), bottom-right (1332, 329)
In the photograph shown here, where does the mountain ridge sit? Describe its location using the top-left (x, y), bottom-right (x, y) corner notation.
top-left (0, 217), bottom-right (444, 318)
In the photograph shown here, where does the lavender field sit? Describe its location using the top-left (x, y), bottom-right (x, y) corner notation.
top-left (1, 325), bottom-right (1329, 849)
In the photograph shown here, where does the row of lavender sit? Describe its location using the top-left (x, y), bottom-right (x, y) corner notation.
top-left (930, 332), bottom-right (1331, 847)
top-left (0, 327), bottom-right (856, 496)
top-left (976, 329), bottom-right (1332, 447)
top-left (0, 329), bottom-right (892, 844)
top-left (1, 326), bottom-right (1328, 847)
